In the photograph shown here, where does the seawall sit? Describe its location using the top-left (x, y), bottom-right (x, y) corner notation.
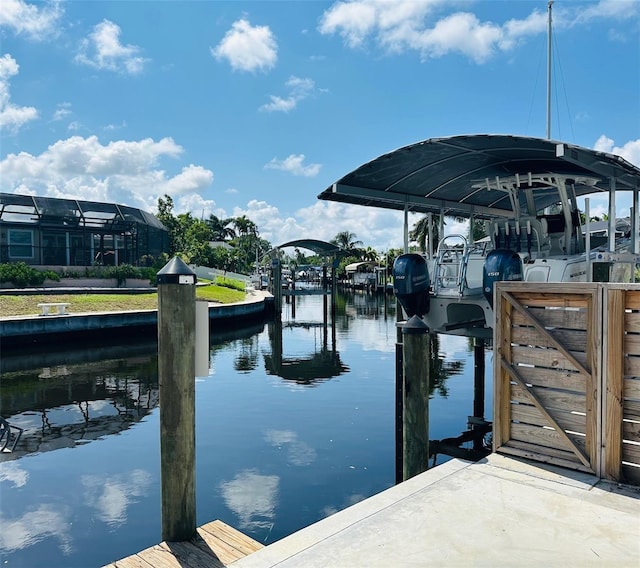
top-left (0, 290), bottom-right (274, 348)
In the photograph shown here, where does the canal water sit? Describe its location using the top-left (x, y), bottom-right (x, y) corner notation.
top-left (0, 290), bottom-right (493, 567)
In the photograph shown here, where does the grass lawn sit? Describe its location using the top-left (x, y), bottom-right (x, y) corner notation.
top-left (0, 284), bottom-right (246, 317)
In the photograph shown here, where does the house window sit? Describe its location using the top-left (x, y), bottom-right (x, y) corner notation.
top-left (8, 229), bottom-right (34, 259)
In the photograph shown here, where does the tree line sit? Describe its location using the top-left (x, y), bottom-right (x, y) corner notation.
top-left (155, 194), bottom-right (484, 276)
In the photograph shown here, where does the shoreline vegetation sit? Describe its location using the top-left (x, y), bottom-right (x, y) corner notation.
top-left (0, 284), bottom-right (246, 318)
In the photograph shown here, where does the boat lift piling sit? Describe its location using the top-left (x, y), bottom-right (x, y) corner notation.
top-left (156, 257), bottom-right (197, 542)
top-left (401, 315), bottom-right (431, 481)
top-left (393, 253), bottom-right (433, 481)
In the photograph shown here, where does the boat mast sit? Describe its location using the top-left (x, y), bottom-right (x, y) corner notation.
top-left (546, 0), bottom-right (554, 139)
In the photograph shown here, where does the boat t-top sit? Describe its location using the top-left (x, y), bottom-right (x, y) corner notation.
top-left (317, 133), bottom-right (640, 336)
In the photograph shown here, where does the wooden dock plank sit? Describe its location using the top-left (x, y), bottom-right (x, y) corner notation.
top-left (104, 520), bottom-right (260, 568)
top-left (105, 552), bottom-right (155, 568)
top-left (195, 520), bottom-right (263, 564)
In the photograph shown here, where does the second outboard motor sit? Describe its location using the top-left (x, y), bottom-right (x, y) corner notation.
top-left (393, 253), bottom-right (430, 317)
top-left (482, 249), bottom-right (523, 308)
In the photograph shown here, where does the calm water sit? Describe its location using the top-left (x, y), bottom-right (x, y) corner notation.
top-left (0, 291), bottom-right (493, 567)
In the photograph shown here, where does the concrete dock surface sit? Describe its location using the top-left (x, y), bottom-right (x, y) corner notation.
top-left (231, 454), bottom-right (640, 568)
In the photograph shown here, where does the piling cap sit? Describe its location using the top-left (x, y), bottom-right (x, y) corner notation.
top-left (156, 256), bottom-right (196, 285)
top-left (401, 314), bottom-right (429, 334)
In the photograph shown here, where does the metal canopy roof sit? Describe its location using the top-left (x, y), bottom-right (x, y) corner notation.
top-left (317, 134), bottom-right (640, 219)
top-left (277, 239), bottom-right (344, 256)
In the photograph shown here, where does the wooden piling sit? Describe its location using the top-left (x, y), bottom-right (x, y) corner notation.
top-left (272, 257), bottom-right (282, 314)
top-left (157, 257), bottom-right (197, 542)
top-left (402, 315), bottom-right (430, 481)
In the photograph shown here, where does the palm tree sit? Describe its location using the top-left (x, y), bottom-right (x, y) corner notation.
top-left (411, 215), bottom-right (487, 254)
top-left (410, 215), bottom-right (441, 255)
top-left (331, 231), bottom-right (363, 252)
top-left (361, 246), bottom-right (379, 262)
top-left (233, 215), bottom-right (257, 238)
top-left (206, 214), bottom-right (236, 241)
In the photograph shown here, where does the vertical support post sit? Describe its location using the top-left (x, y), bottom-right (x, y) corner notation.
top-left (427, 212), bottom-right (434, 260)
top-left (157, 257), bottom-right (197, 542)
top-left (585, 198), bottom-right (591, 282)
top-left (603, 287), bottom-right (624, 481)
top-left (395, 337), bottom-right (404, 485)
top-left (473, 337), bottom-right (485, 420)
top-left (272, 256), bottom-right (282, 314)
top-left (608, 177), bottom-right (616, 253)
top-left (403, 202), bottom-right (409, 253)
top-left (493, 284), bottom-right (513, 450)
top-left (634, 189), bottom-right (640, 255)
top-left (473, 337), bottom-right (486, 452)
top-left (402, 315), bottom-right (430, 481)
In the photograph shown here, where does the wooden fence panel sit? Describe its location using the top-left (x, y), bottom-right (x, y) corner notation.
top-left (495, 283), bottom-right (640, 485)
top-left (493, 283), bottom-right (600, 475)
top-left (606, 286), bottom-right (640, 484)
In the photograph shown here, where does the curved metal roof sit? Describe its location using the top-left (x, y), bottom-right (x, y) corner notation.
top-left (277, 239), bottom-right (343, 256)
top-left (317, 134), bottom-right (640, 219)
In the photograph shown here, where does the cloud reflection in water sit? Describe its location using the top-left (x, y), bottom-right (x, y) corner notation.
top-left (81, 469), bottom-right (152, 527)
top-left (265, 429), bottom-right (317, 466)
top-left (220, 469), bottom-right (279, 531)
top-left (0, 504), bottom-right (72, 555)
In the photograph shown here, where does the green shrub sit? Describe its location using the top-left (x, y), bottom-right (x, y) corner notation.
top-left (214, 276), bottom-right (246, 291)
top-left (0, 262), bottom-right (60, 287)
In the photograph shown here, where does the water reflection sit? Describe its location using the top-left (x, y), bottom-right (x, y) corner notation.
top-left (0, 504), bottom-right (73, 556)
top-left (1, 349), bottom-right (159, 461)
top-left (264, 429), bottom-right (317, 466)
top-left (219, 469), bottom-right (279, 532)
top-left (81, 469), bottom-right (153, 527)
top-left (263, 297), bottom-right (348, 384)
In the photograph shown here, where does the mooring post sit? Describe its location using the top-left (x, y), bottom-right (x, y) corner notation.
top-left (402, 315), bottom-right (430, 481)
top-left (157, 257), bottom-right (197, 542)
top-left (272, 257), bottom-right (282, 314)
top-left (473, 337), bottom-right (486, 452)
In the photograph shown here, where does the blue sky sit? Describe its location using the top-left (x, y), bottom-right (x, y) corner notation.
top-left (1, 0), bottom-right (639, 252)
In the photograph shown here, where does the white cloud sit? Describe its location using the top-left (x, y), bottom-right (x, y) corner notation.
top-left (319, 0), bottom-right (634, 63)
top-left (265, 154), bottom-right (321, 177)
top-left (593, 135), bottom-right (640, 167)
top-left (212, 19), bottom-right (277, 73)
top-left (52, 102), bottom-right (71, 122)
top-left (573, 0), bottom-right (640, 23)
top-left (0, 135), bottom-right (213, 212)
top-left (0, 0), bottom-right (62, 40)
top-left (76, 20), bottom-right (148, 74)
top-left (0, 54), bottom-right (38, 132)
top-left (260, 76), bottom-right (318, 113)
top-left (231, 198), bottom-right (408, 251)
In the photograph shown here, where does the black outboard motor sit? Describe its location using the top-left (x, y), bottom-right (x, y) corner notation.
top-left (393, 253), bottom-right (430, 317)
top-left (482, 249), bottom-right (523, 308)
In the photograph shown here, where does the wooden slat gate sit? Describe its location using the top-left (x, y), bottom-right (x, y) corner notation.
top-left (494, 282), bottom-right (640, 484)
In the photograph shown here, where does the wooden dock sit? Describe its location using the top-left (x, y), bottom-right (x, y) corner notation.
top-left (103, 519), bottom-right (263, 568)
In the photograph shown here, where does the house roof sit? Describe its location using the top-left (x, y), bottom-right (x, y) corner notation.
top-left (0, 193), bottom-right (166, 231)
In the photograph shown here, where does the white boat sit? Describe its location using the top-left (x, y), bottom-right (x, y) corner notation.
top-left (318, 137), bottom-right (640, 336)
